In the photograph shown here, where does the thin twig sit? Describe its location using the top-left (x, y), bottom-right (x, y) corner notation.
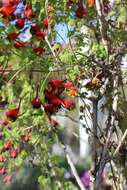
top-left (56, 129), bottom-right (86, 190)
top-left (45, 36), bottom-right (58, 62)
top-left (57, 113), bottom-right (83, 125)
top-left (66, 153), bottom-right (86, 190)
top-left (113, 129), bottom-right (127, 156)
top-left (7, 62), bottom-right (32, 83)
top-left (110, 161), bottom-right (118, 190)
top-left (95, 0), bottom-right (109, 52)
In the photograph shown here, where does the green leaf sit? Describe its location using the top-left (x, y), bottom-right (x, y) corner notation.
top-left (38, 175), bottom-right (51, 186)
top-left (118, 7), bottom-right (127, 23)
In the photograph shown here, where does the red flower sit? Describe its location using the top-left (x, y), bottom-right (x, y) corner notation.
top-left (7, 32), bottom-right (19, 40)
top-left (63, 99), bottom-right (75, 109)
top-left (24, 3), bottom-right (35, 19)
top-left (0, 3), bottom-right (15, 18)
top-left (6, 98), bottom-right (21, 121)
top-left (35, 31), bottom-right (46, 40)
top-left (44, 104), bottom-right (57, 115)
top-left (31, 96), bottom-right (41, 109)
top-left (16, 18), bottom-right (25, 29)
top-left (43, 17), bottom-right (49, 28)
top-left (30, 24), bottom-right (40, 35)
top-left (49, 80), bottom-right (63, 90)
top-left (24, 131), bottom-right (29, 142)
top-left (10, 149), bottom-right (18, 158)
top-left (33, 47), bottom-right (45, 56)
top-left (67, 0), bottom-right (73, 6)
top-left (44, 91), bottom-right (56, 100)
top-left (2, 118), bottom-right (10, 125)
top-left (8, 0), bottom-right (19, 6)
top-left (14, 40), bottom-right (27, 48)
top-left (63, 81), bottom-right (74, 88)
top-left (8, 0), bottom-right (15, 5)
top-left (6, 107), bottom-right (19, 121)
top-left (4, 142), bottom-right (12, 150)
top-left (75, 7), bottom-right (87, 18)
top-left (0, 167), bottom-right (6, 175)
top-left (51, 97), bottom-right (63, 106)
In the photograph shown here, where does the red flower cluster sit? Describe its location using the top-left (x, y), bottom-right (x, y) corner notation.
top-left (44, 79), bottom-right (77, 117)
top-left (0, 0), bottom-right (47, 55)
top-left (0, 0), bottom-right (16, 18)
top-left (30, 79), bottom-right (77, 127)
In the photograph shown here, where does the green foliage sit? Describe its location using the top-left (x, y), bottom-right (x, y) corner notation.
top-left (0, 0), bottom-right (127, 189)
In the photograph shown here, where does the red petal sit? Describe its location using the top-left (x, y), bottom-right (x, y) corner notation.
top-left (43, 17), bottom-right (49, 28)
top-left (44, 91), bottom-right (56, 100)
top-left (35, 31), bottom-right (46, 40)
top-left (30, 24), bottom-right (40, 35)
top-left (7, 32), bottom-right (19, 40)
top-left (63, 99), bottom-right (75, 109)
top-left (33, 47), bottom-right (45, 56)
top-left (44, 104), bottom-right (57, 115)
top-left (24, 132), bottom-right (29, 142)
top-left (2, 118), bottom-right (10, 125)
top-left (16, 18), bottom-right (25, 29)
top-left (4, 142), bottom-right (12, 150)
top-left (24, 3), bottom-right (35, 19)
top-left (75, 7), bottom-right (87, 18)
top-left (49, 80), bottom-right (63, 90)
top-left (6, 108), bottom-right (19, 121)
top-left (31, 97), bottom-right (41, 108)
top-left (14, 40), bottom-right (27, 48)
top-left (0, 3), bottom-right (15, 18)
top-left (51, 97), bottom-right (63, 106)
top-left (10, 149), bottom-right (17, 158)
top-left (63, 81), bottom-right (74, 88)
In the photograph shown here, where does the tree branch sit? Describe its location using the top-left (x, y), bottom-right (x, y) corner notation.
top-left (95, 0), bottom-right (109, 52)
top-left (91, 98), bottom-right (98, 189)
top-left (113, 129), bottom-right (127, 156)
top-left (95, 75), bottom-right (118, 189)
top-left (56, 129), bottom-right (86, 190)
top-left (65, 153), bottom-right (86, 190)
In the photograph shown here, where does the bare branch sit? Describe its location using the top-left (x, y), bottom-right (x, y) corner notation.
top-left (56, 129), bottom-right (86, 190)
top-left (113, 129), bottom-right (127, 156)
top-left (65, 153), bottom-right (86, 190)
top-left (95, 0), bottom-right (109, 52)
